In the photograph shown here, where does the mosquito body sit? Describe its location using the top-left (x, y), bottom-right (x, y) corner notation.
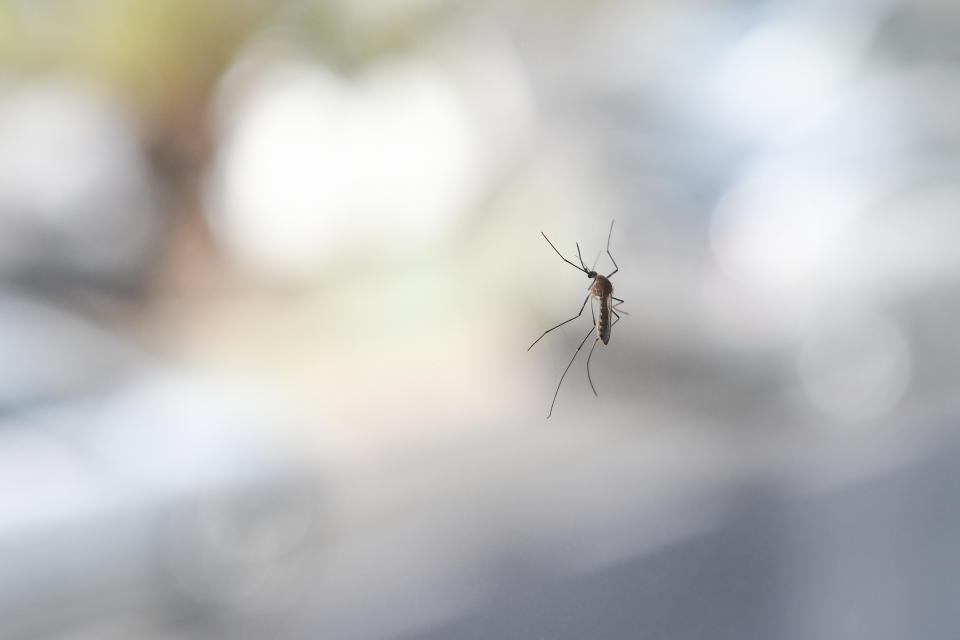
top-left (528, 220), bottom-right (625, 418)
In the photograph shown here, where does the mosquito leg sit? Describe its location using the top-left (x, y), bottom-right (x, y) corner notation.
top-left (585, 336), bottom-right (601, 397)
top-left (548, 327), bottom-right (595, 419)
top-left (612, 298), bottom-right (629, 316)
top-left (585, 306), bottom-right (622, 398)
top-left (605, 220), bottom-right (618, 278)
top-left (528, 294), bottom-right (590, 351)
top-left (590, 250), bottom-right (601, 272)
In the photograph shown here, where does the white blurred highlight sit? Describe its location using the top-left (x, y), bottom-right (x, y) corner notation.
top-left (207, 58), bottom-right (478, 275)
top-left (207, 38), bottom-right (532, 277)
top-left (710, 165), bottom-right (865, 291)
top-left (0, 427), bottom-right (117, 534)
top-left (713, 22), bottom-right (858, 138)
top-left (838, 185), bottom-right (960, 297)
top-left (798, 311), bottom-right (912, 424)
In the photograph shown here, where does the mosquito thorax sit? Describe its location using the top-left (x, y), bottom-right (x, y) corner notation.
top-left (591, 275), bottom-right (613, 298)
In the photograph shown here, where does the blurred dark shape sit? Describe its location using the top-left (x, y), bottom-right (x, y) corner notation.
top-left (877, 4), bottom-right (960, 62)
top-left (0, 83), bottom-right (162, 296)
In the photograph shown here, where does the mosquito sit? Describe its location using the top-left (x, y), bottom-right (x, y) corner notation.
top-left (528, 220), bottom-right (625, 418)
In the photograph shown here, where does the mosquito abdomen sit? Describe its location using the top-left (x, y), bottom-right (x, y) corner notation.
top-left (596, 297), bottom-right (610, 344)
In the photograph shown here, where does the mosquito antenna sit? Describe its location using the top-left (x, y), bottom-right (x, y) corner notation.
top-left (548, 326), bottom-right (595, 418)
top-left (575, 243), bottom-right (590, 272)
top-left (541, 232), bottom-right (589, 275)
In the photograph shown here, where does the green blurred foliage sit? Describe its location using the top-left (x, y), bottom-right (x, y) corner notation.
top-left (0, 0), bottom-right (460, 195)
top-left (0, 0), bottom-right (462, 105)
top-left (0, 0), bottom-right (260, 111)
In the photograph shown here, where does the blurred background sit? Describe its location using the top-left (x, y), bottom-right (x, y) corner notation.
top-left (2, 0), bottom-right (960, 638)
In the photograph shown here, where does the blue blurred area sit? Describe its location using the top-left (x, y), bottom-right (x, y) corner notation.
top-left (1, 0), bottom-right (960, 638)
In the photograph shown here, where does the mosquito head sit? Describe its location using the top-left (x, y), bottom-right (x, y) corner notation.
top-left (586, 270), bottom-right (597, 279)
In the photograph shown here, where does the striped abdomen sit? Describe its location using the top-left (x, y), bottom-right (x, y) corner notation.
top-left (597, 297), bottom-right (611, 344)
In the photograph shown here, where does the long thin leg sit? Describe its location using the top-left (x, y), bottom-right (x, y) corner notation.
top-left (585, 306), bottom-right (623, 397)
top-left (585, 336), bottom-right (601, 397)
top-left (605, 220), bottom-right (618, 278)
top-left (541, 233), bottom-right (589, 275)
top-left (612, 298), bottom-right (629, 316)
top-left (547, 326), bottom-right (595, 419)
top-left (528, 294), bottom-right (590, 351)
